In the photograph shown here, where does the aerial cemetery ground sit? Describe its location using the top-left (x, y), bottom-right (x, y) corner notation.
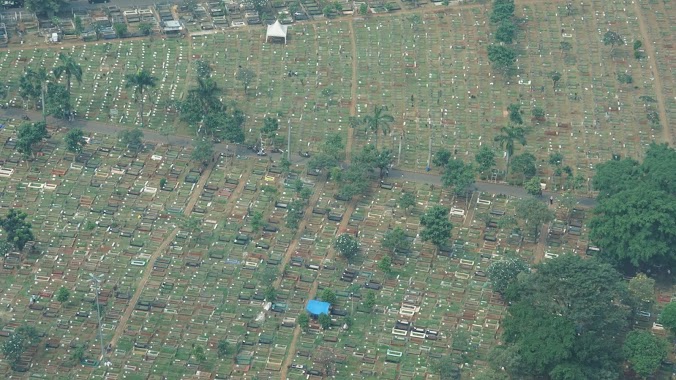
top-left (0, 0), bottom-right (675, 379)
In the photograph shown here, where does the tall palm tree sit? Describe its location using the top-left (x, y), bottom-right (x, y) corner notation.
top-left (362, 105), bottom-right (394, 148)
top-left (53, 53), bottom-right (83, 95)
top-left (493, 125), bottom-right (527, 173)
top-left (190, 77), bottom-right (221, 114)
top-left (125, 69), bottom-right (158, 128)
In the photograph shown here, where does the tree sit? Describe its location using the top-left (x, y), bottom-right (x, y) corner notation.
top-left (603, 30), bottom-right (624, 54)
top-left (497, 255), bottom-right (630, 379)
top-left (195, 60), bottom-right (212, 79)
top-left (250, 211), bottom-right (264, 232)
top-left (56, 286), bottom-right (70, 303)
top-left (261, 117), bottom-right (279, 139)
top-left (359, 2), bottom-right (368, 14)
top-left (285, 199), bottom-right (305, 229)
top-left (53, 53), bottom-right (83, 95)
top-left (334, 233), bottom-right (359, 262)
top-left (524, 176), bottom-right (542, 196)
top-left (236, 68), bottom-right (256, 95)
top-left (118, 128), bottom-right (144, 150)
top-left (16, 121), bottom-right (48, 159)
top-left (363, 105), bottom-right (394, 148)
top-left (395, 194), bottom-right (414, 216)
top-left (378, 256), bottom-right (392, 274)
top-left (510, 152), bottom-right (537, 181)
top-left (374, 148), bottom-right (393, 178)
top-left (487, 257), bottom-right (529, 294)
top-left (659, 302), bottom-right (676, 334)
top-left (433, 357), bottom-right (462, 380)
top-left (475, 146), bottom-right (496, 173)
top-left (557, 191), bottom-right (578, 218)
top-left (113, 22), bottom-right (128, 38)
top-left (432, 148), bottom-right (451, 167)
top-left (44, 83), bottom-right (72, 119)
top-left (192, 345), bottom-right (206, 362)
top-left (490, 0), bottom-right (515, 23)
top-left (321, 289), bottom-right (336, 304)
top-left (623, 330), bottom-right (668, 379)
top-left (364, 291), bottom-right (376, 312)
top-left (73, 16), bottom-right (84, 36)
top-left (0, 210), bottom-right (34, 251)
top-left (64, 129), bottom-right (86, 156)
top-left (507, 103), bottom-right (523, 125)
top-left (495, 20), bottom-right (516, 44)
top-left (298, 312), bottom-right (310, 330)
top-left (1, 325), bottom-right (40, 370)
top-left (550, 71), bottom-right (562, 89)
top-left (314, 348), bottom-right (336, 376)
top-left (514, 198), bottom-right (554, 237)
top-left (24, 0), bottom-right (67, 16)
top-left (19, 67), bottom-right (47, 109)
top-left (264, 285), bottom-right (276, 302)
top-left (382, 227), bottom-right (411, 254)
top-left (139, 22), bottom-right (154, 36)
top-left (487, 45), bottom-right (517, 76)
top-left (420, 205), bottom-right (453, 248)
top-left (493, 125), bottom-right (527, 173)
top-left (217, 339), bottom-right (230, 358)
top-left (223, 109), bottom-right (246, 143)
top-left (318, 313), bottom-right (331, 329)
top-left (628, 273), bottom-right (655, 310)
top-left (531, 106), bottom-right (545, 120)
top-left (125, 69), bottom-right (158, 128)
top-left (191, 139), bottom-right (213, 164)
top-left (442, 158), bottom-right (476, 195)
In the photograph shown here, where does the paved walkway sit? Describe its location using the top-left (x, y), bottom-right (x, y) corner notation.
top-left (1, 108), bottom-right (597, 207)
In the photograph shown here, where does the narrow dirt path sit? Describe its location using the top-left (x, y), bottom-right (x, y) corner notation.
top-left (632, 0), bottom-right (672, 145)
top-left (345, 20), bottom-right (358, 164)
top-left (279, 196), bottom-right (357, 378)
top-left (108, 159), bottom-right (217, 351)
top-left (276, 182), bottom-right (326, 379)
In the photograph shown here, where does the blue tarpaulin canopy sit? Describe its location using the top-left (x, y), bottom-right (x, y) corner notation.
top-left (306, 300), bottom-right (330, 316)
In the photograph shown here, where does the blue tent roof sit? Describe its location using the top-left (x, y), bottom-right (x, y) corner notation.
top-left (306, 300), bottom-right (330, 315)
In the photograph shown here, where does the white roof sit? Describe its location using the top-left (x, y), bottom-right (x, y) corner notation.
top-left (266, 20), bottom-right (288, 39)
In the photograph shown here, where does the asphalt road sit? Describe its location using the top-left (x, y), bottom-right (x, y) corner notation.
top-left (1, 107), bottom-right (597, 207)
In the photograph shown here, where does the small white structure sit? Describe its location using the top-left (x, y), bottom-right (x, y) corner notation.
top-left (266, 20), bottom-right (288, 44)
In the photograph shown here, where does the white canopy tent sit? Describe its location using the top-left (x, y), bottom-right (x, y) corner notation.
top-left (266, 20), bottom-right (288, 44)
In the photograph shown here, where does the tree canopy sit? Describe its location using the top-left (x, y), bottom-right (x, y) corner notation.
top-left (64, 128), bottom-right (86, 155)
top-left (589, 144), bottom-right (676, 268)
top-left (382, 226), bottom-right (411, 254)
top-left (514, 197), bottom-right (554, 237)
top-left (622, 330), bottom-right (668, 379)
top-left (659, 302), bottom-right (676, 334)
top-left (420, 205), bottom-right (453, 248)
top-left (16, 121), bottom-right (48, 158)
top-left (0, 209), bottom-right (34, 250)
top-left (496, 255), bottom-right (630, 379)
top-left (475, 146), bottom-right (496, 173)
top-left (125, 69), bottom-right (157, 128)
top-left (487, 257), bottom-right (529, 294)
top-left (2, 325), bottom-right (40, 370)
top-left (334, 233), bottom-right (360, 262)
top-left (487, 45), bottom-right (517, 75)
top-left (441, 158), bottom-right (476, 195)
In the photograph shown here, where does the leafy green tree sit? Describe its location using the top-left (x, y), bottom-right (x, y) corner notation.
top-left (334, 233), bottom-right (359, 262)
top-left (524, 176), bottom-right (542, 196)
top-left (510, 152), bottom-right (537, 180)
top-left (192, 345), bottom-right (206, 362)
top-left (475, 146), bottom-right (496, 173)
top-left (442, 159), bottom-right (476, 195)
top-left (493, 125), bottom-right (527, 172)
top-left (53, 53), bottom-right (82, 95)
top-left (182, 78), bottom-right (223, 126)
top-left (508, 103), bottom-right (523, 125)
top-left (433, 148), bottom-right (451, 167)
top-left (659, 302), bottom-right (676, 334)
top-left (382, 227), bottom-right (411, 254)
top-left (298, 312), bottom-right (310, 330)
top-left (490, 0), bottom-right (515, 23)
top-left (557, 191), bottom-right (578, 218)
top-left (363, 291), bottom-right (376, 312)
top-left (623, 330), bottom-right (668, 379)
top-left (420, 205), bottom-right (453, 248)
top-left (318, 313), bottom-right (331, 329)
top-left (514, 198), bottom-right (554, 237)
top-left (236, 68), bottom-right (256, 95)
top-left (550, 71), bottom-right (562, 89)
top-left (487, 257), bottom-right (529, 294)
top-left (531, 106), bottom-right (545, 119)
top-left (378, 256), bottom-right (392, 274)
top-left (64, 129), bottom-right (86, 156)
top-left (321, 289), bottom-right (336, 304)
top-left (1, 325), bottom-right (40, 370)
top-left (24, 0), bottom-right (67, 16)
top-left (138, 22), bottom-right (154, 36)
top-left (433, 356), bottom-right (461, 380)
top-left (498, 255), bottom-right (630, 379)
top-left (264, 285), bottom-right (276, 302)
top-left (125, 69), bottom-right (157, 128)
top-left (603, 30), bottom-right (624, 54)
top-left (44, 83), bottom-right (72, 119)
top-left (362, 105), bottom-right (394, 148)
top-left (285, 199), bottom-right (305, 229)
top-left (628, 273), bottom-right (655, 309)
top-left (250, 211), bottom-right (264, 232)
top-left (308, 133), bottom-right (345, 171)
top-left (113, 22), bottom-right (128, 38)
top-left (191, 139), bottom-right (214, 164)
top-left (118, 128), bottom-right (144, 150)
top-left (16, 121), bottom-right (48, 159)
top-left (56, 286), bottom-right (70, 303)
top-left (261, 117), bottom-right (279, 138)
top-left (223, 109), bottom-right (246, 143)
top-left (487, 45), bottom-right (517, 76)
top-left (495, 20), bottom-right (516, 44)
top-left (589, 184), bottom-right (676, 268)
top-left (73, 16), bottom-right (84, 36)
top-left (217, 339), bottom-right (230, 358)
top-left (398, 192), bottom-right (416, 213)
top-left (19, 67), bottom-right (47, 109)
top-left (592, 157), bottom-right (640, 198)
